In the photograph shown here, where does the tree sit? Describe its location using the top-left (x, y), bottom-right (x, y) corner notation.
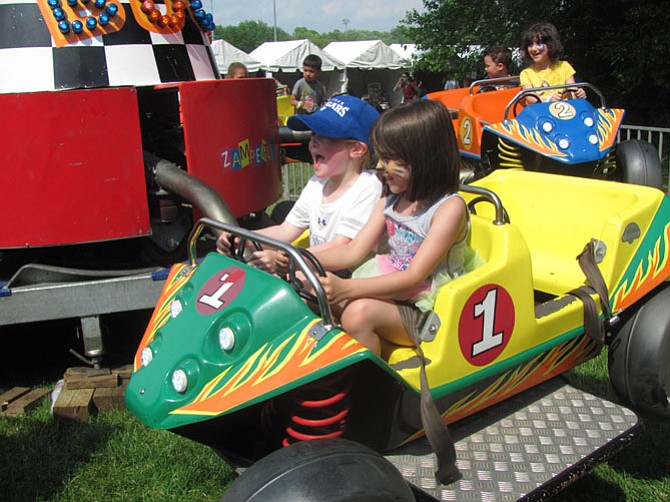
top-left (403, 0), bottom-right (670, 125)
top-left (214, 20), bottom-right (290, 53)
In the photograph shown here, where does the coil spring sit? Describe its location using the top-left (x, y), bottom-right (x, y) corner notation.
top-left (498, 138), bottom-right (523, 169)
top-left (594, 148), bottom-right (618, 178)
top-left (282, 371), bottom-right (351, 447)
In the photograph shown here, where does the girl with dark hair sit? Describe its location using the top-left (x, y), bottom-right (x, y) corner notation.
top-left (519, 22), bottom-right (586, 103)
top-left (312, 99), bottom-right (470, 356)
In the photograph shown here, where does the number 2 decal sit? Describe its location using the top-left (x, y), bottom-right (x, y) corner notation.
top-left (549, 101), bottom-right (576, 120)
top-left (459, 285), bottom-right (515, 366)
top-left (459, 118), bottom-right (473, 150)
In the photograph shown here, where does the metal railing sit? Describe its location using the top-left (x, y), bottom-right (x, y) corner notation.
top-left (282, 162), bottom-right (314, 201)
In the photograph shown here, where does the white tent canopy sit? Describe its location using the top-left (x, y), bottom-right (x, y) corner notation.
top-left (323, 40), bottom-right (411, 108)
top-left (324, 40), bottom-right (409, 70)
top-left (211, 39), bottom-right (263, 75)
top-left (250, 39), bottom-right (346, 72)
top-left (389, 43), bottom-right (421, 62)
top-left (250, 39), bottom-right (347, 97)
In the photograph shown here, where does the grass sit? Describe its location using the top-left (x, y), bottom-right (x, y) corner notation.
top-left (1, 329), bottom-right (669, 501)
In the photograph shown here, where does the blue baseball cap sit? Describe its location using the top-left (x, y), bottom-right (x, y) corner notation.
top-left (287, 94), bottom-right (379, 146)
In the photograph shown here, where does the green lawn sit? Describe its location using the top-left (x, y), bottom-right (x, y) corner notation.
top-left (1, 351), bottom-right (669, 501)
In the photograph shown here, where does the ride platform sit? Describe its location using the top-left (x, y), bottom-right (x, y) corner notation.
top-left (386, 376), bottom-right (640, 501)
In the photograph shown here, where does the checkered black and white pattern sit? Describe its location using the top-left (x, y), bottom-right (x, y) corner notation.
top-left (0, 0), bottom-right (219, 93)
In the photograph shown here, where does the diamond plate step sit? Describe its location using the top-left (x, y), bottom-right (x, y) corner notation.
top-left (386, 377), bottom-right (640, 501)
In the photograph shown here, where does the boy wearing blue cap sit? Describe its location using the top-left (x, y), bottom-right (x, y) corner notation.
top-left (217, 95), bottom-right (382, 274)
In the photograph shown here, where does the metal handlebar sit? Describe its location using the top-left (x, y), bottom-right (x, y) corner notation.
top-left (459, 184), bottom-right (507, 225)
top-left (187, 218), bottom-right (334, 329)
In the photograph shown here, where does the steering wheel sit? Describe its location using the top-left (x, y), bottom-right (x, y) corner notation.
top-left (229, 237), bottom-right (263, 264)
top-left (467, 196), bottom-right (510, 224)
top-left (561, 87), bottom-right (581, 100)
top-left (286, 247), bottom-right (327, 305)
top-left (512, 93), bottom-right (542, 117)
top-left (476, 85), bottom-right (497, 94)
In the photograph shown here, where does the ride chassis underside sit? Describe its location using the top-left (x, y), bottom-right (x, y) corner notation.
top-left (387, 376), bottom-right (639, 501)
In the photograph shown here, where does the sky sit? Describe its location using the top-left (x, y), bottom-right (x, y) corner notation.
top-left (208, 0), bottom-right (425, 34)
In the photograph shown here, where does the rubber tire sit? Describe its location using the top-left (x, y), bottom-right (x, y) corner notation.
top-left (608, 286), bottom-right (670, 421)
top-left (219, 438), bottom-right (416, 502)
top-left (615, 139), bottom-right (664, 190)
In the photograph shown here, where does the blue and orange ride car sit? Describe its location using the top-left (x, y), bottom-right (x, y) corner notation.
top-left (428, 80), bottom-right (663, 188)
top-left (125, 166), bottom-right (670, 499)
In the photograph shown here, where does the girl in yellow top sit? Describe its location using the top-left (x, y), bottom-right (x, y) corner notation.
top-left (519, 22), bottom-right (586, 103)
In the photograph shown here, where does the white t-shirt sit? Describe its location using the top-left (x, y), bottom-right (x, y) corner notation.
top-left (285, 170), bottom-right (382, 247)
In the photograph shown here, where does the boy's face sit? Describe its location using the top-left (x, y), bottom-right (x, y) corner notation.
top-left (302, 65), bottom-right (321, 83)
top-left (228, 68), bottom-right (247, 79)
top-left (484, 55), bottom-right (505, 78)
top-left (308, 135), bottom-right (359, 179)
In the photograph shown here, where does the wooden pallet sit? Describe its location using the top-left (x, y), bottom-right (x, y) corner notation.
top-left (52, 365), bottom-right (132, 422)
top-left (0, 387), bottom-right (51, 417)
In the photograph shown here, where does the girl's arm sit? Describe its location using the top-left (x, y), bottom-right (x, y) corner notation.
top-left (321, 197), bottom-right (467, 304)
top-left (312, 198), bottom-right (388, 271)
top-left (566, 75), bottom-right (586, 99)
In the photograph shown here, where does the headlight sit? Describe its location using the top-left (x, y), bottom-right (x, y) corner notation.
top-left (170, 299), bottom-right (183, 318)
top-left (558, 138), bottom-right (570, 150)
top-left (583, 116), bottom-right (595, 127)
top-left (172, 369), bottom-right (188, 393)
top-left (588, 134), bottom-right (599, 145)
top-left (140, 347), bottom-right (153, 367)
top-left (541, 121), bottom-right (554, 133)
top-left (219, 327), bottom-right (236, 351)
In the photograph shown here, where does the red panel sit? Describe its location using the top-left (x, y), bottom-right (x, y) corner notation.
top-left (179, 78), bottom-right (282, 217)
top-left (0, 88), bottom-right (149, 248)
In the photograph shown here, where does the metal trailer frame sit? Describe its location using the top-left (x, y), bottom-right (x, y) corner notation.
top-left (0, 264), bottom-right (167, 367)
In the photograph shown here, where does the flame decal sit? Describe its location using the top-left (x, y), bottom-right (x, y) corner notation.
top-left (613, 219), bottom-right (670, 310)
top-left (133, 264), bottom-right (195, 371)
top-left (171, 320), bottom-right (367, 416)
top-left (402, 336), bottom-right (598, 444)
top-left (487, 120), bottom-right (566, 158)
top-left (596, 108), bottom-right (624, 152)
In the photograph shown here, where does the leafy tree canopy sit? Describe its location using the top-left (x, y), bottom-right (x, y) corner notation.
top-left (213, 20), bottom-right (412, 54)
top-left (403, 0), bottom-right (670, 125)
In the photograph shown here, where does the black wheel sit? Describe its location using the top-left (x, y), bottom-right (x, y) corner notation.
top-left (287, 247), bottom-right (327, 305)
top-left (614, 139), bottom-right (663, 190)
top-left (608, 286), bottom-right (670, 421)
top-left (512, 93), bottom-right (542, 117)
top-left (219, 438), bottom-right (415, 502)
top-left (229, 238), bottom-right (262, 264)
top-left (476, 84), bottom-right (497, 94)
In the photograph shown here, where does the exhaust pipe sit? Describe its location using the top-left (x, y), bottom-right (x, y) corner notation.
top-left (151, 158), bottom-right (238, 230)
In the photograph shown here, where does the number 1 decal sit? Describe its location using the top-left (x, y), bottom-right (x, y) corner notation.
top-left (459, 285), bottom-right (515, 366)
top-left (196, 267), bottom-right (246, 315)
top-left (471, 289), bottom-right (504, 356)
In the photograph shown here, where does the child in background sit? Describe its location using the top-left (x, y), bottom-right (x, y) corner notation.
top-left (484, 45), bottom-right (512, 79)
top-left (312, 100), bottom-right (470, 356)
top-left (216, 95), bottom-right (382, 273)
top-left (290, 54), bottom-right (327, 115)
top-left (519, 22), bottom-right (586, 103)
top-left (226, 62), bottom-right (248, 79)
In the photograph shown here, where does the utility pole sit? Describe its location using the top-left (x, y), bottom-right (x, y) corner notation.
top-left (342, 18), bottom-right (350, 40)
top-left (273, 0), bottom-right (278, 41)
